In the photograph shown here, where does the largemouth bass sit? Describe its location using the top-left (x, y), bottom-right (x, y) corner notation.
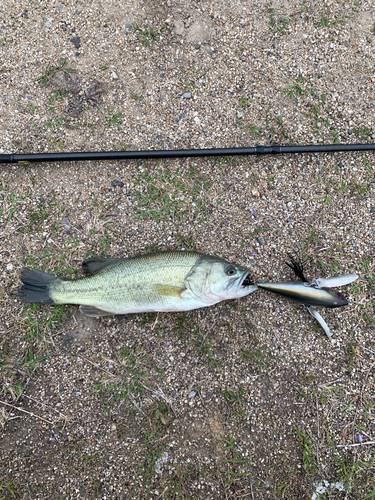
top-left (18, 251), bottom-right (257, 317)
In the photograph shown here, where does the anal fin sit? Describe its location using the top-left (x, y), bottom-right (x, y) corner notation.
top-left (79, 305), bottom-right (115, 317)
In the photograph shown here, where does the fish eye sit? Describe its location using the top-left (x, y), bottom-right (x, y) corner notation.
top-left (225, 265), bottom-right (236, 276)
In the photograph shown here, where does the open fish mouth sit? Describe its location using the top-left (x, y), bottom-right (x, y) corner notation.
top-left (226, 271), bottom-right (252, 291)
top-left (240, 272), bottom-right (253, 288)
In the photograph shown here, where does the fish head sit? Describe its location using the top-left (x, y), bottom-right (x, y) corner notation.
top-left (187, 256), bottom-right (256, 303)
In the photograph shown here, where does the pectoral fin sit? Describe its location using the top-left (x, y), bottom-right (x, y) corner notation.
top-left (79, 305), bottom-right (115, 317)
top-left (307, 306), bottom-right (333, 342)
top-left (152, 284), bottom-right (185, 298)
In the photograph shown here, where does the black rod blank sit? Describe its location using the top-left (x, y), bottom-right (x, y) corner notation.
top-left (1, 143), bottom-right (374, 164)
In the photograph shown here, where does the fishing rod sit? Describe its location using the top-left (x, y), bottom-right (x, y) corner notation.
top-left (0, 143), bottom-right (375, 164)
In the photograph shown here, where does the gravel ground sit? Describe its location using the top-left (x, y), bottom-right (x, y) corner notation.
top-left (1, 0), bottom-right (375, 499)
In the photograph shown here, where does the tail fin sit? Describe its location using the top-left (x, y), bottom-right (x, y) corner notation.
top-left (17, 268), bottom-right (60, 304)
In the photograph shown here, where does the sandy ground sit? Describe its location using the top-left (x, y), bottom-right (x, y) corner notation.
top-left (0, 0), bottom-right (375, 498)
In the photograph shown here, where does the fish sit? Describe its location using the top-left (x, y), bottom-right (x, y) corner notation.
top-left (17, 251), bottom-right (257, 317)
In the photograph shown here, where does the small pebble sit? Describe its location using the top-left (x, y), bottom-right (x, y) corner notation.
top-left (70, 36), bottom-right (81, 49)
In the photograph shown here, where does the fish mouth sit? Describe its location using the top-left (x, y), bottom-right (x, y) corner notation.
top-left (226, 271), bottom-right (253, 292)
top-left (239, 272), bottom-right (253, 289)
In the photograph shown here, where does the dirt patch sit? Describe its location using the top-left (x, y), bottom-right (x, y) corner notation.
top-left (174, 19), bottom-right (217, 46)
top-left (208, 414), bottom-right (226, 461)
top-left (61, 312), bottom-right (99, 350)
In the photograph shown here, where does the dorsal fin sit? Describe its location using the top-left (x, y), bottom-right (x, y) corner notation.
top-left (82, 258), bottom-right (124, 275)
